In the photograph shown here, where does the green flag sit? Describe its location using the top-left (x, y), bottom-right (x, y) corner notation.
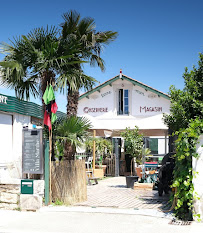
top-left (47, 84), bottom-right (55, 102)
top-left (51, 112), bottom-right (57, 124)
top-left (42, 86), bottom-right (49, 105)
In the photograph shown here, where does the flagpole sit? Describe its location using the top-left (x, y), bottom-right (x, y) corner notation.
top-left (49, 128), bottom-right (52, 204)
top-left (43, 81), bottom-right (57, 205)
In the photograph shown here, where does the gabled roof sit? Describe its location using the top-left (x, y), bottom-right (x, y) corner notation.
top-left (79, 74), bottom-right (170, 100)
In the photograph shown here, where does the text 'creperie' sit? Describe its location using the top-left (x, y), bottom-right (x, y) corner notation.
top-left (83, 107), bottom-right (108, 113)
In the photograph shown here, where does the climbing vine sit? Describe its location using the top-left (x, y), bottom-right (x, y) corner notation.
top-left (163, 53), bottom-right (203, 220)
top-left (172, 118), bottom-right (203, 220)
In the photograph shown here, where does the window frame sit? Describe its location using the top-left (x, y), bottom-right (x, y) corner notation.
top-left (118, 89), bottom-right (129, 115)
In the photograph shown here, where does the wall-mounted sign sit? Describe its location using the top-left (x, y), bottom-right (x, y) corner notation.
top-left (83, 107), bottom-right (108, 113)
top-left (140, 106), bottom-right (162, 113)
top-left (0, 95), bottom-right (8, 104)
top-left (101, 91), bottom-right (111, 98)
top-left (22, 129), bottom-right (43, 174)
top-left (135, 90), bottom-right (145, 96)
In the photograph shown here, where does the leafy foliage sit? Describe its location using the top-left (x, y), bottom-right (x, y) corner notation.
top-left (85, 137), bottom-right (112, 163)
top-left (164, 53), bottom-right (203, 220)
top-left (0, 26), bottom-right (81, 100)
top-left (55, 116), bottom-right (91, 147)
top-left (120, 126), bottom-right (144, 164)
top-left (164, 53), bottom-right (203, 131)
top-left (52, 116), bottom-right (92, 160)
top-left (58, 10), bottom-right (118, 116)
top-left (172, 119), bottom-right (203, 220)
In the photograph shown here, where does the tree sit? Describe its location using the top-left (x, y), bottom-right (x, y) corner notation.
top-left (85, 137), bottom-right (112, 165)
top-left (54, 116), bottom-right (92, 160)
top-left (0, 26), bottom-right (81, 108)
top-left (163, 53), bottom-right (203, 220)
top-left (57, 69), bottom-right (97, 116)
top-left (59, 10), bottom-right (118, 116)
top-left (164, 53), bottom-right (203, 131)
top-left (121, 126), bottom-right (144, 176)
top-left (57, 10), bottom-right (118, 160)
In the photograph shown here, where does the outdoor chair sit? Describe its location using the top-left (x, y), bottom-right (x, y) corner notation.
top-left (85, 156), bottom-right (93, 171)
top-left (144, 162), bottom-right (158, 183)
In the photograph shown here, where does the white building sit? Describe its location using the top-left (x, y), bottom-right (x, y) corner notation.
top-left (0, 93), bottom-right (65, 182)
top-left (77, 71), bottom-right (171, 174)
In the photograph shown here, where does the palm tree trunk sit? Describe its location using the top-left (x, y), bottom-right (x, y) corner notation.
top-left (64, 141), bottom-right (76, 160)
top-left (67, 86), bottom-right (79, 117)
top-left (63, 86), bottom-right (80, 160)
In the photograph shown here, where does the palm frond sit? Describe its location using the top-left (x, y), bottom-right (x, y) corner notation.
top-left (54, 116), bottom-right (92, 147)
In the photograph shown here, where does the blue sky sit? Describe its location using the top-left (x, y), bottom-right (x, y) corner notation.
top-left (0, 0), bottom-right (203, 112)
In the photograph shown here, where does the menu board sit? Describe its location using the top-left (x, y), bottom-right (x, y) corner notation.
top-left (22, 129), bottom-right (43, 174)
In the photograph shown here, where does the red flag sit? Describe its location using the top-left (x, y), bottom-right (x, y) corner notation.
top-left (51, 102), bottom-right (58, 114)
top-left (44, 110), bottom-right (52, 131)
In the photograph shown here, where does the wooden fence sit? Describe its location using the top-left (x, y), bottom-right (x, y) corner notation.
top-left (51, 160), bottom-right (87, 205)
top-left (105, 154), bottom-right (115, 177)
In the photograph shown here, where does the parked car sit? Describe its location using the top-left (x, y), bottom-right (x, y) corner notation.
top-left (157, 152), bottom-right (175, 196)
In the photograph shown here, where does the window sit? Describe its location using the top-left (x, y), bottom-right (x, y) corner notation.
top-left (145, 138), bottom-right (158, 154)
top-left (118, 89), bottom-right (129, 115)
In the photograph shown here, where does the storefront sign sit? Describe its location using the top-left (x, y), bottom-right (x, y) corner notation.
top-left (83, 107), bottom-right (108, 113)
top-left (140, 106), bottom-right (162, 113)
top-left (0, 95), bottom-right (8, 104)
top-left (101, 91), bottom-right (111, 98)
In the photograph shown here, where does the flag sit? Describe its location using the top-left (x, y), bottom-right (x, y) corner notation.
top-left (43, 84), bottom-right (58, 130)
top-left (47, 84), bottom-right (55, 102)
top-left (43, 84), bottom-right (55, 105)
top-left (44, 110), bottom-right (52, 130)
top-left (51, 101), bottom-right (58, 124)
top-left (51, 101), bottom-right (58, 113)
top-left (42, 86), bottom-right (49, 105)
top-left (51, 112), bottom-right (57, 124)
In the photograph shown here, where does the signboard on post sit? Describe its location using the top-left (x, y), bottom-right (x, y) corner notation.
top-left (22, 129), bottom-right (43, 174)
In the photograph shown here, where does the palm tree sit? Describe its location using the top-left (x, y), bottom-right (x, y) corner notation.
top-left (59, 10), bottom-right (118, 116)
top-left (0, 26), bottom-right (82, 108)
top-left (54, 116), bottom-right (92, 160)
top-left (57, 66), bottom-right (97, 116)
top-left (56, 10), bottom-right (117, 159)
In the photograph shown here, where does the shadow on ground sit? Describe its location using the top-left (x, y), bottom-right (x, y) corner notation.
top-left (109, 185), bottom-right (127, 188)
top-left (140, 190), bottom-right (172, 211)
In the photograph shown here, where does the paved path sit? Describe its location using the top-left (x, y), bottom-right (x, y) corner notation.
top-left (75, 177), bottom-right (170, 210)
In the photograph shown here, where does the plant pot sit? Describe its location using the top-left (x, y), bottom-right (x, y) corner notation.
top-left (126, 176), bottom-right (139, 188)
top-left (101, 165), bottom-right (107, 175)
top-left (95, 165), bottom-right (107, 176)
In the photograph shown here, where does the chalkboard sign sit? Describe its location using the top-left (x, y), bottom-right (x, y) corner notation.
top-left (22, 129), bottom-right (43, 174)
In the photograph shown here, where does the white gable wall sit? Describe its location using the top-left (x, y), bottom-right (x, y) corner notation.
top-left (78, 78), bottom-right (170, 130)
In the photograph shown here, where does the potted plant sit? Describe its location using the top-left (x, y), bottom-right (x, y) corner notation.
top-left (121, 126), bottom-right (144, 188)
top-left (85, 137), bottom-right (112, 176)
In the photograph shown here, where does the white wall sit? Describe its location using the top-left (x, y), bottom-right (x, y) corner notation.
top-left (193, 135), bottom-right (203, 222)
top-left (12, 113), bottom-right (31, 179)
top-left (78, 78), bottom-right (170, 130)
top-left (0, 112), bottom-right (31, 181)
top-left (0, 113), bottom-right (13, 163)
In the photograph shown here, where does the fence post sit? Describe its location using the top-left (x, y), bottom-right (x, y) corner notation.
top-left (44, 140), bottom-right (49, 205)
top-left (114, 138), bottom-right (119, 177)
